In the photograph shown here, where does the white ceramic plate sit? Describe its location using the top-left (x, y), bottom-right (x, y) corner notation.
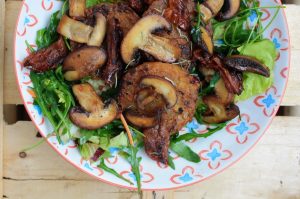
top-left (14, 0), bottom-right (290, 190)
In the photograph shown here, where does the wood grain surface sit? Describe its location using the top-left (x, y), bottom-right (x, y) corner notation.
top-left (1, 1), bottom-right (300, 199)
top-left (2, 118), bottom-right (300, 199)
top-left (0, 0), bottom-right (4, 197)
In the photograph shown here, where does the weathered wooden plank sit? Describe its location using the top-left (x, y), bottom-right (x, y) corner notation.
top-left (3, 1), bottom-right (21, 105)
top-left (3, 180), bottom-right (141, 199)
top-left (3, 2), bottom-right (300, 105)
top-left (0, 0), bottom-right (5, 197)
top-left (3, 117), bottom-right (300, 198)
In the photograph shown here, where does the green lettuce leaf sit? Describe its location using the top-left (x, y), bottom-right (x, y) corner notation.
top-left (79, 143), bottom-right (99, 160)
top-left (99, 132), bottom-right (128, 151)
top-left (235, 40), bottom-right (277, 101)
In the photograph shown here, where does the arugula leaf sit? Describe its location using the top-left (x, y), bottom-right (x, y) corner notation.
top-left (168, 155), bottom-right (176, 170)
top-left (190, 2), bottom-right (202, 44)
top-left (36, 0), bottom-right (69, 49)
top-left (99, 158), bottom-right (134, 185)
top-left (174, 123), bottom-right (227, 142)
top-left (194, 101), bottom-right (207, 124)
top-left (170, 141), bottom-right (200, 163)
top-left (25, 40), bottom-right (35, 53)
top-left (121, 146), bottom-right (142, 193)
top-left (30, 66), bottom-right (75, 143)
top-left (86, 0), bottom-right (121, 7)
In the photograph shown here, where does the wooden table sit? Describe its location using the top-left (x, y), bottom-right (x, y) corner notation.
top-left (1, 1), bottom-right (300, 199)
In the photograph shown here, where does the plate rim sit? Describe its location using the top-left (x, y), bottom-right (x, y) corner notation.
top-left (13, 0), bottom-right (291, 191)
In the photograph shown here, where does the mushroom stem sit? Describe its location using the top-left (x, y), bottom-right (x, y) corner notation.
top-left (87, 13), bottom-right (107, 47)
top-left (141, 35), bottom-right (180, 63)
top-left (69, 0), bottom-right (86, 17)
top-left (120, 114), bottom-right (134, 146)
top-left (57, 15), bottom-right (93, 43)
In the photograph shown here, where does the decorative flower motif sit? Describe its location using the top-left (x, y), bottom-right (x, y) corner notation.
top-left (120, 165), bottom-right (154, 184)
top-left (226, 114), bottom-right (260, 144)
top-left (42, 0), bottom-right (54, 11)
top-left (17, 3), bottom-right (38, 36)
top-left (199, 141), bottom-right (232, 170)
top-left (156, 154), bottom-right (179, 169)
top-left (280, 67), bottom-right (288, 79)
top-left (105, 147), bottom-right (119, 164)
top-left (270, 28), bottom-right (289, 60)
top-left (254, 86), bottom-right (280, 117)
top-left (79, 159), bottom-right (103, 176)
top-left (183, 119), bottom-right (209, 143)
top-left (25, 43), bottom-right (37, 55)
top-left (22, 71), bottom-right (32, 85)
top-left (17, 60), bottom-right (24, 71)
top-left (185, 119), bottom-right (199, 133)
top-left (260, 8), bottom-right (271, 21)
top-left (83, 162), bottom-right (94, 171)
top-left (170, 166), bottom-right (202, 184)
top-left (25, 101), bottom-right (45, 125)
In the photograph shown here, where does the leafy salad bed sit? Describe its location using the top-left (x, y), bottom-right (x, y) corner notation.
top-left (24, 0), bottom-right (282, 193)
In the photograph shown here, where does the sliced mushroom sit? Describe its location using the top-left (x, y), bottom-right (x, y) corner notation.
top-left (217, 0), bottom-right (240, 21)
top-left (214, 78), bottom-right (234, 105)
top-left (200, 0), bottom-right (225, 23)
top-left (140, 76), bottom-right (177, 108)
top-left (199, 27), bottom-right (214, 54)
top-left (119, 62), bottom-right (200, 163)
top-left (87, 13), bottom-right (107, 47)
top-left (202, 95), bottom-right (239, 124)
top-left (125, 110), bottom-right (157, 128)
top-left (121, 15), bottom-right (181, 64)
top-left (69, 0), bottom-right (86, 17)
top-left (195, 53), bottom-right (243, 95)
top-left (69, 84), bottom-right (118, 130)
top-left (57, 15), bottom-right (93, 43)
top-left (63, 47), bottom-right (107, 81)
top-left (225, 55), bottom-right (270, 77)
top-left (119, 62), bottom-right (200, 132)
top-left (136, 87), bottom-right (166, 114)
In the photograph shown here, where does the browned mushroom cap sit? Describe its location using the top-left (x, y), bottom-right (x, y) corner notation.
top-left (119, 62), bottom-right (200, 132)
top-left (202, 95), bottom-right (239, 124)
top-left (195, 53), bottom-right (243, 95)
top-left (199, 27), bottom-right (214, 54)
top-left (140, 76), bottom-right (178, 108)
top-left (225, 55), bottom-right (270, 77)
top-left (200, 0), bottom-right (225, 23)
top-left (125, 110), bottom-right (157, 128)
top-left (217, 0), bottom-right (240, 21)
top-left (121, 15), bottom-right (181, 64)
top-left (63, 47), bottom-right (107, 81)
top-left (69, 84), bottom-right (118, 130)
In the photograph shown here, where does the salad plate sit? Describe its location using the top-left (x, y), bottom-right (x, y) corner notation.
top-left (14, 0), bottom-right (290, 190)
